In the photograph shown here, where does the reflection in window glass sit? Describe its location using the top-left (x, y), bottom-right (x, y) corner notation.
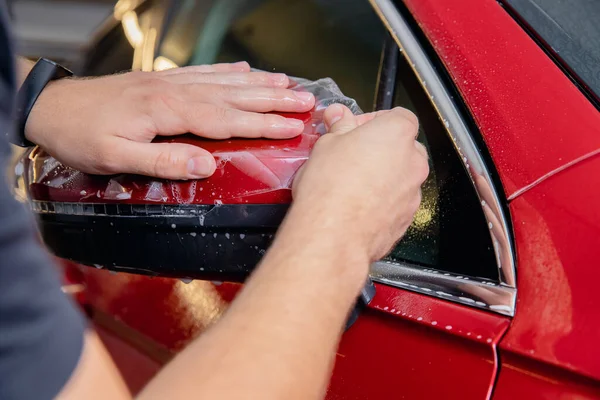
top-left (158, 0), bottom-right (386, 110)
top-left (384, 56), bottom-right (498, 280)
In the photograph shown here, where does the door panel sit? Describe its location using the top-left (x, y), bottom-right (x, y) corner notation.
top-left (75, 265), bottom-right (509, 399)
top-left (493, 353), bottom-right (600, 399)
top-left (501, 156), bottom-right (600, 385)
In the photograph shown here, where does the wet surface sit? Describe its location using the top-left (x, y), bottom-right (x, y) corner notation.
top-left (26, 77), bottom-right (360, 206)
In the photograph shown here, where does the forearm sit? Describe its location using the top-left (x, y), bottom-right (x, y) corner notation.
top-left (138, 207), bottom-right (369, 400)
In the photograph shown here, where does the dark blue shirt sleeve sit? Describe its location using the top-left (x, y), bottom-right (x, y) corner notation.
top-left (0, 2), bottom-right (86, 399)
top-left (0, 134), bottom-right (86, 400)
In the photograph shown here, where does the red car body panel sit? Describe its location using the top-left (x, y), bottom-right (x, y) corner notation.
top-left (402, 0), bottom-right (600, 392)
top-left (51, 0), bottom-right (600, 397)
top-left (72, 265), bottom-right (509, 399)
top-left (506, 156), bottom-right (600, 382)
top-left (494, 352), bottom-right (600, 399)
top-left (403, 0), bottom-right (600, 198)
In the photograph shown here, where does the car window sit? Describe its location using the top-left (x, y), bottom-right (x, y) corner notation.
top-left (157, 0), bottom-right (386, 110)
top-left (83, 6), bottom-right (154, 76)
top-left (383, 53), bottom-right (498, 280)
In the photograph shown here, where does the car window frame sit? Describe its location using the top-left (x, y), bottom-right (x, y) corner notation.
top-left (367, 0), bottom-right (516, 316)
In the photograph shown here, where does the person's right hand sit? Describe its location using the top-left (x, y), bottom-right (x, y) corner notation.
top-left (290, 104), bottom-right (429, 266)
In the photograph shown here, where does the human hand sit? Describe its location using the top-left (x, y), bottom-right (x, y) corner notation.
top-left (289, 104), bottom-right (429, 265)
top-left (24, 62), bottom-right (315, 180)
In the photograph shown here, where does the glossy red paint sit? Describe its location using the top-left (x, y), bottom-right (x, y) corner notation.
top-left (81, 267), bottom-right (239, 352)
top-left (494, 353), bottom-right (600, 399)
top-left (27, 110), bottom-right (316, 205)
top-left (26, 78), bottom-right (345, 206)
top-left (505, 155), bottom-right (600, 382)
top-left (76, 265), bottom-right (509, 399)
top-left (403, 0), bottom-right (600, 198)
top-left (95, 325), bottom-right (161, 395)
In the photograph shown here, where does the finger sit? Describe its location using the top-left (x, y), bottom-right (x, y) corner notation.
top-left (414, 140), bottom-right (428, 159)
top-left (152, 101), bottom-right (305, 139)
top-left (157, 62), bottom-right (250, 75)
top-left (162, 71), bottom-right (290, 88)
top-left (358, 106), bottom-right (419, 140)
top-left (324, 104), bottom-right (358, 134)
top-left (114, 140), bottom-right (217, 180)
top-left (180, 84), bottom-right (315, 113)
top-left (356, 110), bottom-right (392, 126)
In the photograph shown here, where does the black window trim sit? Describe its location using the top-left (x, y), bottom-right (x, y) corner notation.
top-left (367, 0), bottom-right (516, 316)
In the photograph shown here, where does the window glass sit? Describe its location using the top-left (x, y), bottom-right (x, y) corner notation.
top-left (158, 0), bottom-right (386, 110)
top-left (83, 7), bottom-right (155, 76)
top-left (383, 54), bottom-right (498, 280)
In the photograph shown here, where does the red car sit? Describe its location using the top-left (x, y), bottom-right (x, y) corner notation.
top-left (16, 0), bottom-right (600, 398)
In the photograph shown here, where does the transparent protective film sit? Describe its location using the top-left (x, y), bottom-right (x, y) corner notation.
top-left (22, 75), bottom-right (362, 206)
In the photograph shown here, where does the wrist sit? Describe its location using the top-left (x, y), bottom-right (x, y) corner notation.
top-left (23, 78), bottom-right (65, 147)
top-left (19, 58), bottom-right (73, 147)
top-left (267, 202), bottom-right (372, 293)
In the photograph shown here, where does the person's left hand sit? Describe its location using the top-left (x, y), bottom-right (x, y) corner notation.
top-left (25, 62), bottom-right (315, 180)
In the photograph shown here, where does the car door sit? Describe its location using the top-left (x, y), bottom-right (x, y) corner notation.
top-left (57, 0), bottom-right (516, 398)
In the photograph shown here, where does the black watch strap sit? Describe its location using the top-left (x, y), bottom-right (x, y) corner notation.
top-left (11, 58), bottom-right (73, 147)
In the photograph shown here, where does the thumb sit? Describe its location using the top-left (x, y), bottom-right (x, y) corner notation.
top-left (324, 104), bottom-right (358, 135)
top-left (115, 141), bottom-right (217, 180)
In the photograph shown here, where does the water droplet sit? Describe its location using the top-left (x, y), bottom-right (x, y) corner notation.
top-left (431, 321), bottom-right (438, 326)
top-left (190, 232), bottom-right (197, 237)
top-left (171, 224), bottom-right (176, 229)
top-left (445, 325), bottom-right (452, 330)
top-left (180, 278), bottom-right (192, 284)
top-left (240, 234), bottom-right (246, 239)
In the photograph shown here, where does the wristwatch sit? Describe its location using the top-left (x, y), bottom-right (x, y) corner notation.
top-left (11, 58), bottom-right (73, 147)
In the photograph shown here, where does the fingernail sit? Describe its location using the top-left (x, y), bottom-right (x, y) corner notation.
top-left (187, 157), bottom-right (214, 178)
top-left (294, 91), bottom-right (314, 103)
top-left (327, 104), bottom-right (344, 126)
